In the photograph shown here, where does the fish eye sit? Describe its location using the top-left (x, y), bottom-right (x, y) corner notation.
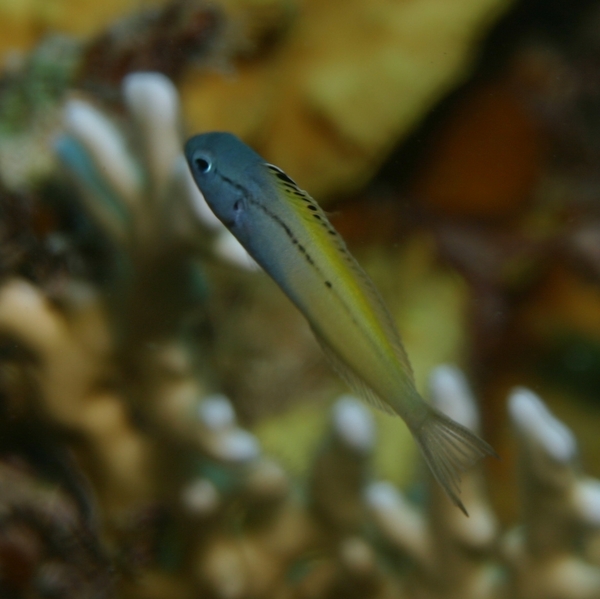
top-left (234, 200), bottom-right (242, 211)
top-left (194, 155), bottom-right (212, 174)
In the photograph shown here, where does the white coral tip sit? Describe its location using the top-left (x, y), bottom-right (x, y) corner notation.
top-left (198, 394), bottom-right (236, 430)
top-left (63, 98), bottom-right (140, 203)
top-left (122, 72), bottom-right (179, 126)
top-left (214, 230), bottom-right (260, 270)
top-left (429, 364), bottom-right (479, 430)
top-left (332, 395), bottom-right (375, 452)
top-left (508, 387), bottom-right (577, 462)
top-left (216, 430), bottom-right (260, 463)
top-left (364, 481), bottom-right (402, 510)
top-left (122, 72), bottom-right (182, 192)
top-left (574, 478), bottom-right (600, 525)
top-left (181, 478), bottom-right (219, 515)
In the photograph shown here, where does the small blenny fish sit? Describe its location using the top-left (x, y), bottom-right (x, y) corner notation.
top-left (185, 132), bottom-right (496, 514)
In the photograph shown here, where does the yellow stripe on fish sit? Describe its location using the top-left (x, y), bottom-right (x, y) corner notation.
top-left (185, 131), bottom-right (497, 515)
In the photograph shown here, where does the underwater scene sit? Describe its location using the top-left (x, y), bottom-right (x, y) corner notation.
top-left (0, 0), bottom-right (599, 597)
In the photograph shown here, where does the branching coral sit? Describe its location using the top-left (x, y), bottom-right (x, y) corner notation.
top-left (0, 71), bottom-right (262, 585)
top-left (504, 389), bottom-right (600, 599)
top-left (56, 72), bottom-right (257, 447)
top-left (0, 3), bottom-right (598, 593)
top-left (0, 278), bottom-right (155, 522)
top-left (2, 284), bottom-right (599, 599)
top-left (366, 367), bottom-right (500, 599)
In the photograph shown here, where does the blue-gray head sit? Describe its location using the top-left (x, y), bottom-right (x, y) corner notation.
top-left (185, 132), bottom-right (264, 228)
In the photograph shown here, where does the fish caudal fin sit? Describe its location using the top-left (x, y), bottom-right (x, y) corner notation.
top-left (412, 407), bottom-right (497, 516)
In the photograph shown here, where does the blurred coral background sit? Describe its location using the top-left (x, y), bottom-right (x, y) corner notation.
top-left (1, 0), bottom-right (600, 597)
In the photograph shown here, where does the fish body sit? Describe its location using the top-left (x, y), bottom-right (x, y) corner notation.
top-left (185, 132), bottom-right (496, 514)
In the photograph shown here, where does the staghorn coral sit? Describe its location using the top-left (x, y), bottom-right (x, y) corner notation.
top-left (366, 366), bottom-right (501, 599)
top-left (365, 369), bottom-right (600, 599)
top-left (56, 72), bottom-right (259, 443)
top-left (0, 3), bottom-right (599, 596)
top-left (0, 277), bottom-right (156, 523)
top-left (1, 253), bottom-right (598, 599)
top-left (504, 388), bottom-right (600, 599)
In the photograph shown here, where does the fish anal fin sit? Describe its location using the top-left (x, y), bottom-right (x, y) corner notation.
top-left (412, 408), bottom-right (498, 516)
top-left (313, 328), bottom-right (395, 416)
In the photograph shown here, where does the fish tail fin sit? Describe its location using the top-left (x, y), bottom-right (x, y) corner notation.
top-left (411, 406), bottom-right (497, 516)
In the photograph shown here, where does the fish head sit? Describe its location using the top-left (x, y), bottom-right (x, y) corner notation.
top-left (184, 132), bottom-right (262, 229)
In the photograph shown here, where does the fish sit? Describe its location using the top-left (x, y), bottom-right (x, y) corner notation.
top-left (184, 131), bottom-right (497, 514)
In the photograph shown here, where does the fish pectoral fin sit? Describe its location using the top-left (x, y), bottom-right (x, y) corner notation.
top-left (412, 408), bottom-right (498, 516)
top-left (313, 328), bottom-right (395, 415)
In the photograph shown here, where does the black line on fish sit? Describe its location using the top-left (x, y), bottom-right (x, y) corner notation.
top-left (249, 199), bottom-right (317, 269)
top-left (217, 172), bottom-right (247, 196)
top-left (211, 161), bottom-right (379, 352)
top-left (247, 199), bottom-right (366, 335)
top-left (215, 167), bottom-right (366, 335)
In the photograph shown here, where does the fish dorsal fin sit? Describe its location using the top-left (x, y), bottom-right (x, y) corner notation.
top-left (264, 161), bottom-right (414, 383)
top-left (312, 328), bottom-right (395, 415)
top-left (264, 163), bottom-right (321, 210)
